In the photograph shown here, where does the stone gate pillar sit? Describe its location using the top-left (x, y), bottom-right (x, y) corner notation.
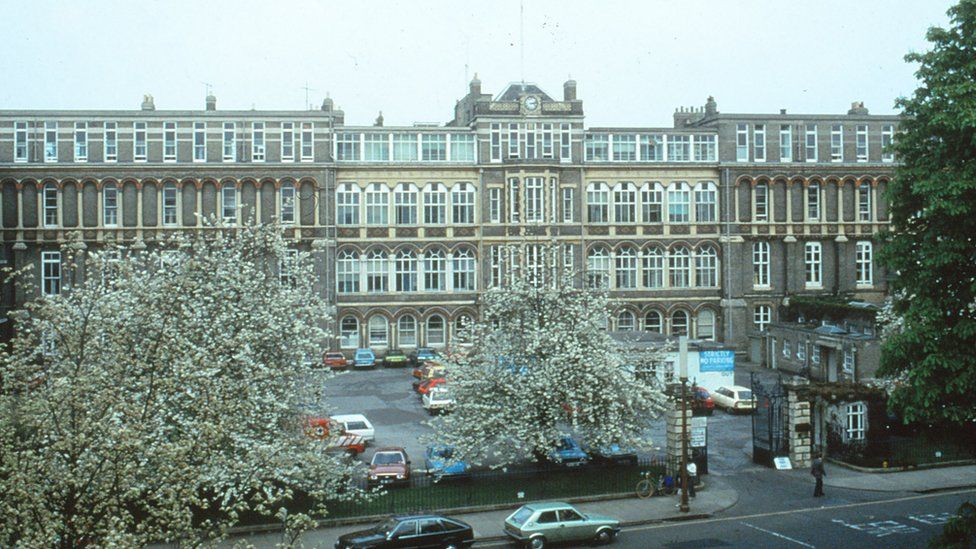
top-left (665, 394), bottom-right (692, 477)
top-left (788, 390), bottom-right (813, 468)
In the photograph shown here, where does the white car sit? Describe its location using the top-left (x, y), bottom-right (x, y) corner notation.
top-left (422, 386), bottom-right (454, 413)
top-left (711, 385), bottom-right (757, 413)
top-left (331, 414), bottom-right (375, 443)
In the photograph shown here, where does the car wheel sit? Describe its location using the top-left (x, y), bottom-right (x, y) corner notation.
top-left (528, 536), bottom-right (546, 549)
top-left (595, 527), bottom-right (616, 544)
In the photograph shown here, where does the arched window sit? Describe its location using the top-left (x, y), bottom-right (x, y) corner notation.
top-left (694, 181), bottom-right (717, 222)
top-left (426, 315), bottom-right (445, 346)
top-left (42, 183), bottom-right (59, 227)
top-left (614, 246), bottom-right (637, 289)
top-left (586, 247), bottom-right (610, 289)
top-left (423, 183), bottom-right (447, 224)
top-left (221, 183), bottom-right (237, 222)
top-left (452, 248), bottom-right (476, 291)
top-left (697, 309), bottom-right (716, 340)
top-left (337, 250), bottom-right (360, 293)
top-left (368, 315), bottom-right (388, 347)
top-left (642, 247), bottom-right (664, 289)
top-left (395, 249), bottom-right (418, 292)
top-left (102, 182), bottom-right (119, 227)
top-left (644, 311), bottom-right (663, 333)
top-left (340, 316), bottom-right (359, 349)
top-left (365, 249), bottom-right (388, 293)
top-left (755, 181), bottom-right (769, 220)
top-left (586, 182), bottom-right (610, 223)
top-left (617, 310), bottom-right (636, 331)
top-left (613, 182), bottom-right (636, 223)
top-left (667, 182), bottom-right (690, 223)
top-left (695, 246), bottom-right (718, 287)
top-left (336, 183), bottom-right (361, 225)
top-left (423, 248), bottom-right (446, 291)
top-left (398, 315), bottom-right (417, 347)
top-left (394, 183), bottom-right (418, 225)
top-left (162, 182), bottom-right (178, 225)
top-left (669, 247), bottom-right (691, 288)
top-left (671, 310), bottom-right (689, 337)
top-left (454, 314), bottom-right (473, 345)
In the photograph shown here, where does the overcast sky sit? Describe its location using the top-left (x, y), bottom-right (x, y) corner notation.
top-left (0, 0), bottom-right (954, 127)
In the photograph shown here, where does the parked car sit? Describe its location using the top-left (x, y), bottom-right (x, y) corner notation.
top-left (587, 443), bottom-right (638, 466)
top-left (368, 447), bottom-right (411, 486)
top-left (504, 502), bottom-right (620, 548)
top-left (382, 349), bottom-right (409, 368)
top-left (412, 365), bottom-right (448, 391)
top-left (712, 385), bottom-right (757, 413)
top-left (691, 386), bottom-right (715, 416)
top-left (409, 347), bottom-right (440, 367)
top-left (353, 348), bottom-right (377, 369)
top-left (331, 414), bottom-right (375, 443)
top-left (422, 386), bottom-right (454, 413)
top-left (335, 514), bottom-right (474, 549)
top-left (549, 436), bottom-right (589, 467)
top-left (424, 445), bottom-right (469, 477)
top-left (303, 417), bottom-right (365, 457)
top-left (416, 377), bottom-right (447, 396)
top-left (323, 351), bottom-right (349, 370)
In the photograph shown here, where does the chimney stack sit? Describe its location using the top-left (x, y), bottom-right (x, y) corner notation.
top-left (205, 93), bottom-right (216, 111)
top-left (564, 78), bottom-right (578, 101)
top-left (321, 95), bottom-right (333, 112)
top-left (469, 73), bottom-right (482, 96)
top-left (847, 101), bottom-right (869, 115)
top-left (141, 94), bottom-right (155, 111)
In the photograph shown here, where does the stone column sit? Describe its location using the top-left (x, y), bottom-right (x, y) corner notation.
top-left (665, 393), bottom-right (692, 478)
top-left (788, 390), bottom-right (813, 468)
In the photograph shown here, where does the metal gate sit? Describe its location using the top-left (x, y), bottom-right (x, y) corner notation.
top-left (751, 372), bottom-right (789, 467)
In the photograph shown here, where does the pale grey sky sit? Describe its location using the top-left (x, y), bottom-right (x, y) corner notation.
top-left (0, 0), bottom-right (954, 126)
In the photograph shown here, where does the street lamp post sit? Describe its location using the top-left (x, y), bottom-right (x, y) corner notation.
top-left (679, 335), bottom-right (690, 513)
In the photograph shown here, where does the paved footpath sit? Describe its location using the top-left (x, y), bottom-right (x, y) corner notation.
top-left (786, 463), bottom-right (976, 493)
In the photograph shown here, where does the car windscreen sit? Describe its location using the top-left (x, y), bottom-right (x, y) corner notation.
top-left (345, 421), bottom-right (369, 430)
top-left (737, 390), bottom-right (753, 399)
top-left (433, 447), bottom-right (454, 458)
top-left (372, 452), bottom-right (404, 465)
top-left (509, 507), bottom-right (534, 525)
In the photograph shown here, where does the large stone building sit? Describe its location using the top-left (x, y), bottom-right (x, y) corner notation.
top-left (0, 79), bottom-right (899, 354)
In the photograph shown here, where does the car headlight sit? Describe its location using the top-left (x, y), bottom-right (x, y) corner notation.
top-left (396, 474), bottom-right (405, 479)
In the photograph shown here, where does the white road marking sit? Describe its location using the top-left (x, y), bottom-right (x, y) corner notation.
top-left (741, 522), bottom-right (816, 547)
top-left (831, 518), bottom-right (920, 537)
top-left (909, 512), bottom-right (954, 525)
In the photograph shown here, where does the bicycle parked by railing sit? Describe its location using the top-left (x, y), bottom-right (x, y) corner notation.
top-left (635, 470), bottom-right (676, 499)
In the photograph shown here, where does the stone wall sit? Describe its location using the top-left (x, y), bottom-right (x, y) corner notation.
top-left (788, 390), bottom-right (813, 467)
top-left (665, 394), bottom-right (693, 477)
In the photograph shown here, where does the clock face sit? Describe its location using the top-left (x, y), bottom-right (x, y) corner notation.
top-left (524, 96), bottom-right (539, 111)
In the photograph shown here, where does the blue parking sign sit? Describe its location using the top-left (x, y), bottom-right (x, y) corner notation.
top-left (699, 350), bottom-right (734, 372)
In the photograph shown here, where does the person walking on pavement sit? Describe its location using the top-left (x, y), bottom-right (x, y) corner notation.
top-left (686, 461), bottom-right (697, 498)
top-left (811, 454), bottom-right (826, 497)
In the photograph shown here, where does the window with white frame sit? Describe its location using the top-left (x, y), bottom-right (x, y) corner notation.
top-left (812, 344), bottom-right (821, 364)
top-left (489, 187), bottom-right (501, 223)
top-left (398, 315), bottom-right (417, 347)
top-left (616, 310), bottom-right (636, 331)
top-left (697, 309), bottom-right (716, 340)
top-left (44, 122), bottom-right (57, 162)
top-left (336, 132), bottom-right (359, 161)
top-left (452, 182), bottom-right (475, 224)
top-left (300, 122), bottom-right (313, 161)
top-left (584, 133), bottom-right (609, 161)
top-left (613, 182), bottom-right (636, 223)
top-left (423, 183), bottom-right (447, 224)
top-left (220, 185), bottom-right (237, 222)
top-left (42, 184), bottom-right (58, 227)
top-left (830, 124), bottom-right (843, 162)
top-left (640, 311), bottom-right (660, 334)
top-left (560, 123), bottom-right (571, 161)
top-left (525, 244), bottom-right (546, 286)
top-left (615, 247), bottom-right (637, 289)
top-left (642, 247), bottom-right (664, 289)
top-left (843, 349), bottom-right (856, 376)
top-left (671, 310), bottom-right (689, 336)
top-left (454, 314), bottom-right (473, 345)
top-left (845, 403), bottom-right (865, 440)
top-left (753, 241), bottom-right (770, 287)
top-left (393, 133), bottom-right (418, 161)
top-left (694, 181), bottom-right (717, 222)
top-left (490, 123), bottom-right (502, 161)
top-left (364, 133), bottom-right (389, 161)
top-left (669, 247), bottom-right (691, 288)
top-left (336, 250), bottom-right (360, 293)
top-left (562, 244), bottom-right (575, 275)
top-left (641, 134), bottom-right (664, 161)
top-left (736, 124), bottom-right (749, 161)
top-left (161, 122), bottom-right (177, 162)
top-left (586, 247), bottom-right (610, 289)
top-left (280, 183), bottom-right (296, 224)
top-left (426, 315), bottom-right (445, 346)
top-left (162, 183), bottom-right (178, 225)
top-left (281, 122), bottom-right (295, 161)
top-left (753, 305), bottom-right (771, 332)
top-left (694, 135), bottom-right (717, 161)
top-left (104, 122), bottom-right (117, 162)
top-left (667, 135), bottom-right (690, 161)
top-left (368, 316), bottom-right (388, 346)
top-left (642, 183), bottom-right (663, 223)
top-left (668, 182), bottom-right (690, 223)
top-left (807, 183), bottom-right (821, 220)
top-left (102, 183), bottom-right (119, 227)
top-left (395, 249), bottom-right (418, 292)
top-left (858, 185), bottom-right (873, 221)
top-left (423, 248), bottom-right (446, 291)
top-left (251, 122), bottom-right (265, 161)
top-left (394, 183), bottom-right (418, 225)
top-left (489, 245), bottom-right (503, 287)
top-left (453, 248), bottom-right (476, 291)
top-left (783, 339), bottom-right (792, 357)
top-left (41, 251), bottom-right (61, 296)
top-left (133, 122), bottom-right (147, 162)
top-left (797, 341), bottom-right (806, 362)
top-left (339, 316), bottom-right (359, 349)
top-left (14, 122), bottom-right (28, 162)
top-left (754, 124), bottom-right (766, 162)
top-left (421, 134), bottom-right (447, 161)
top-left (587, 182), bottom-right (609, 223)
top-left (613, 134), bottom-right (637, 161)
top-left (193, 122), bottom-right (206, 162)
top-left (524, 177), bottom-right (544, 223)
top-left (881, 124), bottom-right (894, 162)
top-left (508, 123), bottom-right (521, 158)
top-left (856, 241), bottom-right (873, 286)
top-left (365, 183), bottom-right (389, 225)
top-left (365, 250), bottom-right (388, 293)
top-left (336, 183), bottom-right (361, 225)
top-left (74, 122), bottom-right (87, 162)
top-left (452, 133), bottom-right (476, 162)
top-left (805, 124), bottom-right (818, 162)
top-left (223, 122), bottom-right (236, 161)
top-left (804, 242), bottom-right (822, 287)
top-left (755, 181), bottom-right (769, 221)
top-left (695, 246), bottom-right (718, 287)
top-left (527, 125), bottom-right (540, 159)
top-left (856, 125), bottom-right (868, 161)
top-left (779, 125), bottom-right (792, 162)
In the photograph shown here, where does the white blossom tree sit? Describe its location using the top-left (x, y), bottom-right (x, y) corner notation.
top-left (432, 245), bottom-right (669, 468)
top-left (0, 224), bottom-right (361, 547)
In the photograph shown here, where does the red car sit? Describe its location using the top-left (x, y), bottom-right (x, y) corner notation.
top-left (323, 351), bottom-right (348, 370)
top-left (692, 386), bottom-right (715, 415)
top-left (416, 377), bottom-right (447, 395)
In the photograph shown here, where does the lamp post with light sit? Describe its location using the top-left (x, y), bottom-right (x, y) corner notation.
top-left (679, 335), bottom-right (690, 513)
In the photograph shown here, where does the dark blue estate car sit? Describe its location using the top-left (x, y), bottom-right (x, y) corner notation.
top-left (549, 436), bottom-right (590, 467)
top-left (335, 514), bottom-right (474, 548)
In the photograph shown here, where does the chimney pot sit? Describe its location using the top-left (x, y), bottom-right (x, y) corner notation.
top-left (780, 108), bottom-right (787, 115)
top-left (563, 78), bottom-right (578, 101)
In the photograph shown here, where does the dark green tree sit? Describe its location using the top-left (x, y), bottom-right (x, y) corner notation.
top-left (879, 0), bottom-right (976, 424)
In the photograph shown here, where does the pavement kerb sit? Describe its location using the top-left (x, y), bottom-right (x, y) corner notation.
top-left (826, 457), bottom-right (976, 474)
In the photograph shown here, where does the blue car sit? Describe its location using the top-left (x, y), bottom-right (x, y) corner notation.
top-left (410, 347), bottom-right (440, 366)
top-left (549, 436), bottom-right (589, 467)
top-left (424, 445), bottom-right (470, 477)
top-left (353, 348), bottom-right (376, 369)
top-left (588, 443), bottom-right (639, 466)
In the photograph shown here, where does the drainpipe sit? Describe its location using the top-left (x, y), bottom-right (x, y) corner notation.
top-left (722, 167), bottom-right (733, 344)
